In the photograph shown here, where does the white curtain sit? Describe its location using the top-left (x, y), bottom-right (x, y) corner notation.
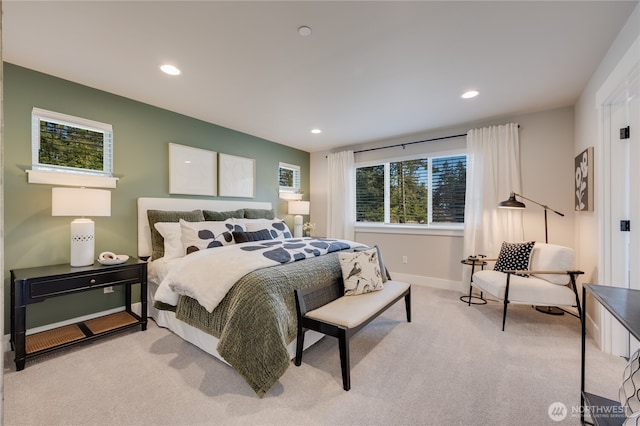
top-left (463, 123), bottom-right (523, 260)
top-left (326, 150), bottom-right (355, 240)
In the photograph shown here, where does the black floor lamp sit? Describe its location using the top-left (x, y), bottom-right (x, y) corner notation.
top-left (498, 192), bottom-right (566, 315)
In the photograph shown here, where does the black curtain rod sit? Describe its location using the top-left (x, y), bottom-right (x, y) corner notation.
top-left (354, 133), bottom-right (467, 154)
top-left (327, 125), bottom-right (519, 157)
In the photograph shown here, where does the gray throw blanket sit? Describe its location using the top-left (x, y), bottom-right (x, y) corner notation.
top-left (171, 252), bottom-right (344, 397)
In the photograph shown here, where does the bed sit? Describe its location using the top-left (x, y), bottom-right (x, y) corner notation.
top-left (138, 197), bottom-right (362, 397)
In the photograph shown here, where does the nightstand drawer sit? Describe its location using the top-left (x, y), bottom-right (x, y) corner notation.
top-left (29, 267), bottom-right (142, 299)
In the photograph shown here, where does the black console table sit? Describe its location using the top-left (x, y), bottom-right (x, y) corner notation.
top-left (581, 284), bottom-right (639, 425)
top-left (10, 258), bottom-right (147, 371)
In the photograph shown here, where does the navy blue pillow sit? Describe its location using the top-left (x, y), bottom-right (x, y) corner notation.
top-left (233, 229), bottom-right (273, 243)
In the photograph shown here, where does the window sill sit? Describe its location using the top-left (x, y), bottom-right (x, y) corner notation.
top-left (26, 170), bottom-right (118, 188)
top-left (355, 223), bottom-right (463, 237)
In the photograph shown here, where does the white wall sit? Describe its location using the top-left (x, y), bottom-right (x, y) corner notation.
top-left (311, 106), bottom-right (576, 291)
top-left (574, 3), bottom-right (640, 350)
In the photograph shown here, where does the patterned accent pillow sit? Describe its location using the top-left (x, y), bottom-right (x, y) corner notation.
top-left (179, 219), bottom-right (245, 255)
top-left (493, 241), bottom-right (535, 277)
top-left (147, 209), bottom-right (204, 260)
top-left (244, 219), bottom-right (292, 240)
top-left (339, 248), bottom-right (384, 296)
top-left (232, 229), bottom-right (273, 243)
top-left (354, 245), bottom-right (391, 282)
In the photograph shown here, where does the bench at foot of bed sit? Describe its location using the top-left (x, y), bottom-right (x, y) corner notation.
top-left (294, 280), bottom-right (411, 391)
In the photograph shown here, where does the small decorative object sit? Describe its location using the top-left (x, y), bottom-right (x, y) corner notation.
top-left (97, 252), bottom-right (129, 265)
top-left (575, 147), bottom-right (593, 212)
top-left (620, 348), bottom-right (640, 417)
top-left (303, 222), bottom-right (315, 237)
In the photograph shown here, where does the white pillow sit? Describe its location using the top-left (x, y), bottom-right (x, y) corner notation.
top-left (179, 219), bottom-right (244, 255)
top-left (153, 222), bottom-right (184, 260)
top-left (242, 219), bottom-right (292, 240)
top-left (339, 248), bottom-right (384, 296)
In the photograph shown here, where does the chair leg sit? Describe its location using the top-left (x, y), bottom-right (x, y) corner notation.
top-left (294, 325), bottom-right (305, 366)
top-left (502, 273), bottom-right (513, 331)
top-left (338, 328), bottom-right (351, 391)
top-left (502, 300), bottom-right (509, 331)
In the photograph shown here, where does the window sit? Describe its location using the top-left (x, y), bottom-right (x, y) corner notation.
top-left (356, 154), bottom-right (466, 225)
top-left (32, 107), bottom-right (113, 177)
top-left (279, 162), bottom-right (301, 195)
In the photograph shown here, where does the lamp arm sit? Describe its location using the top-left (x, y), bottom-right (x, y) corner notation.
top-left (513, 193), bottom-right (564, 217)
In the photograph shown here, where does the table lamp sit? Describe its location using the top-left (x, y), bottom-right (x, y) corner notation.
top-left (288, 200), bottom-right (310, 238)
top-left (52, 187), bottom-right (111, 267)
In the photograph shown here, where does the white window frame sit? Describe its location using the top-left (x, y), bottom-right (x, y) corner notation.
top-left (32, 107), bottom-right (114, 177)
top-left (278, 162), bottom-right (301, 195)
top-left (355, 148), bottom-right (466, 232)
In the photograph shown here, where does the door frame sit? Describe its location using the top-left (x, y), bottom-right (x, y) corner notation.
top-left (596, 35), bottom-right (640, 356)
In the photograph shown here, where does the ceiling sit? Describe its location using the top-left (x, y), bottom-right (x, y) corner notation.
top-left (3, 1), bottom-right (638, 153)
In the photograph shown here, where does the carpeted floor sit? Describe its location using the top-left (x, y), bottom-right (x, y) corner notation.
top-left (3, 285), bottom-right (627, 425)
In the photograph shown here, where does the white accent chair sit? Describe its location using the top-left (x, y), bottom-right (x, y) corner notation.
top-left (471, 243), bottom-right (583, 330)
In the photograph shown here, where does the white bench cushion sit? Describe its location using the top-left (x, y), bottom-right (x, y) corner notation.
top-left (473, 270), bottom-right (576, 306)
top-left (305, 280), bottom-right (410, 328)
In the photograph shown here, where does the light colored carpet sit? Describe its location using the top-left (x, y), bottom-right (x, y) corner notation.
top-left (3, 286), bottom-right (626, 425)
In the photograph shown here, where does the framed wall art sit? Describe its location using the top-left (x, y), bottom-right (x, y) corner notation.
top-left (218, 153), bottom-right (255, 198)
top-left (169, 143), bottom-right (217, 196)
top-left (575, 146), bottom-right (593, 212)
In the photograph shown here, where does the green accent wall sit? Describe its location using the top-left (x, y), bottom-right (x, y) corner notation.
top-left (4, 63), bottom-right (310, 332)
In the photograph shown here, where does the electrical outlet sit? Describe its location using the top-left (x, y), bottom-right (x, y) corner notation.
top-left (402, 256), bottom-right (408, 264)
top-left (103, 286), bottom-right (114, 294)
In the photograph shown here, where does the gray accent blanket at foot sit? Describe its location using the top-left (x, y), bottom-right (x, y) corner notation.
top-left (171, 252), bottom-right (346, 397)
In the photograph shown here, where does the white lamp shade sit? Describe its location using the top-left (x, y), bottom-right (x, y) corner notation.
top-left (52, 187), bottom-right (111, 217)
top-left (288, 200), bottom-right (310, 215)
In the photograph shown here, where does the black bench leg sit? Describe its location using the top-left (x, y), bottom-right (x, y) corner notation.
top-left (295, 326), bottom-right (305, 366)
top-left (338, 328), bottom-right (351, 391)
top-left (404, 292), bottom-right (412, 322)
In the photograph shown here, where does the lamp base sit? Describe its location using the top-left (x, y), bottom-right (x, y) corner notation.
top-left (70, 218), bottom-right (95, 267)
top-left (293, 214), bottom-right (303, 238)
top-left (535, 306), bottom-right (565, 316)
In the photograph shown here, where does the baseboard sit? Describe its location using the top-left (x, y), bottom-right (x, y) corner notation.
top-left (3, 302), bottom-right (143, 353)
top-left (584, 310), bottom-right (601, 349)
top-left (389, 272), bottom-right (464, 293)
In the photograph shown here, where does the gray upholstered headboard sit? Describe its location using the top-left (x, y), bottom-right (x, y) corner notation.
top-left (137, 197), bottom-right (272, 258)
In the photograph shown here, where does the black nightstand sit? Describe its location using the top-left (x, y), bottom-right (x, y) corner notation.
top-left (10, 258), bottom-right (147, 371)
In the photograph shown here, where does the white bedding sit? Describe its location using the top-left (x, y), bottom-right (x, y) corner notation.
top-left (154, 238), bottom-right (360, 312)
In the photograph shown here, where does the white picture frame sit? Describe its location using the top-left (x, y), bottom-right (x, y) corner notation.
top-left (169, 143), bottom-right (217, 196)
top-left (218, 153), bottom-right (255, 198)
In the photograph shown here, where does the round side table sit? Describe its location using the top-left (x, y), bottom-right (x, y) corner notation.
top-left (460, 258), bottom-right (487, 305)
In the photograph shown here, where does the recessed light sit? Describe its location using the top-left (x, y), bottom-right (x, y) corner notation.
top-left (311, 129), bottom-right (322, 134)
top-left (160, 64), bottom-right (181, 76)
top-left (462, 90), bottom-right (479, 99)
top-left (298, 26), bottom-right (312, 37)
